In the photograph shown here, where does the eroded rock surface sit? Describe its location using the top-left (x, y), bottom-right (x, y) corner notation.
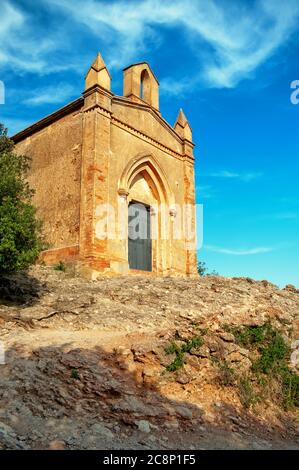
top-left (0, 267), bottom-right (298, 450)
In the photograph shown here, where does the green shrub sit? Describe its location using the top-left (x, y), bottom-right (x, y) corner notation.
top-left (197, 261), bottom-right (207, 276)
top-left (182, 335), bottom-right (204, 353)
top-left (252, 330), bottom-right (288, 374)
top-left (229, 323), bottom-right (270, 347)
top-left (0, 124), bottom-right (43, 275)
top-left (229, 323), bottom-right (298, 410)
top-left (71, 368), bottom-right (80, 380)
top-left (165, 335), bottom-right (204, 372)
top-left (197, 261), bottom-right (219, 276)
top-left (53, 261), bottom-right (66, 272)
top-left (280, 366), bottom-right (299, 409)
top-left (217, 360), bottom-right (236, 386)
top-left (238, 377), bottom-right (258, 409)
top-left (166, 351), bottom-right (184, 372)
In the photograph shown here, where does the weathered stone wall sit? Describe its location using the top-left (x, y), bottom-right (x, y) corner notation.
top-left (14, 109), bottom-right (83, 253)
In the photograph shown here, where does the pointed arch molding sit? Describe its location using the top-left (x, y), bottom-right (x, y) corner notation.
top-left (118, 153), bottom-right (175, 205)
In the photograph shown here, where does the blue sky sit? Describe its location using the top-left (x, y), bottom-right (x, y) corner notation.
top-left (0, 0), bottom-right (299, 286)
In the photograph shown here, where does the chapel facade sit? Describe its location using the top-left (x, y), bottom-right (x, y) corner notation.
top-left (13, 53), bottom-right (197, 278)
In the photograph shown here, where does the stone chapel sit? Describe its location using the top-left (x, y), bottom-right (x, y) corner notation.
top-left (13, 53), bottom-right (197, 278)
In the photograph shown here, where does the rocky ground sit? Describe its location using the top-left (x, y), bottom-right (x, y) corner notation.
top-left (0, 266), bottom-right (298, 450)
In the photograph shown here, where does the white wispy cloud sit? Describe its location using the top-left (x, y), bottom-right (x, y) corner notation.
top-left (0, 1), bottom-right (83, 75)
top-left (44, 0), bottom-right (299, 89)
top-left (0, 1), bottom-right (50, 73)
top-left (207, 170), bottom-right (263, 182)
top-left (1, 0), bottom-right (299, 89)
top-left (159, 77), bottom-right (200, 97)
top-left (205, 245), bottom-right (275, 255)
top-left (22, 83), bottom-right (77, 106)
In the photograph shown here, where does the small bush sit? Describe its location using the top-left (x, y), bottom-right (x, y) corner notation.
top-left (165, 342), bottom-right (181, 355)
top-left (54, 261), bottom-right (66, 272)
top-left (229, 323), bottom-right (270, 347)
top-left (71, 368), bottom-right (80, 380)
top-left (277, 364), bottom-right (299, 409)
top-left (182, 335), bottom-right (204, 353)
top-left (165, 335), bottom-right (204, 372)
top-left (252, 332), bottom-right (288, 374)
top-left (166, 352), bottom-right (184, 372)
top-left (197, 261), bottom-right (207, 276)
top-left (197, 261), bottom-right (219, 276)
top-left (238, 377), bottom-right (258, 409)
top-left (229, 323), bottom-right (299, 410)
top-left (217, 360), bottom-right (236, 386)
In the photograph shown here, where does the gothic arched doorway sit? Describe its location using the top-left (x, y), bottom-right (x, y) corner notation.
top-left (118, 154), bottom-right (175, 274)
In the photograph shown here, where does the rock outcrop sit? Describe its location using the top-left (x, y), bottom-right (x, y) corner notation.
top-left (0, 267), bottom-right (298, 450)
